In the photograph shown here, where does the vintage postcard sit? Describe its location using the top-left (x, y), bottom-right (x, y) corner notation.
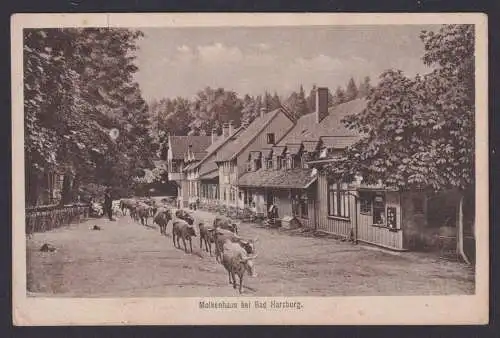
top-left (12, 13), bottom-right (488, 325)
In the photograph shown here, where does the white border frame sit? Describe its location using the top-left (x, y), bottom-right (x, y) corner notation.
top-left (11, 13), bottom-right (489, 325)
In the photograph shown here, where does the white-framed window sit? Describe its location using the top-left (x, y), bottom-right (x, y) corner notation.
top-left (266, 159), bottom-right (273, 169)
top-left (327, 182), bottom-right (350, 219)
top-left (280, 158), bottom-right (287, 169)
top-left (372, 192), bottom-right (386, 225)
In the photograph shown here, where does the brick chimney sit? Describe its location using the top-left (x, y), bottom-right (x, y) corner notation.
top-left (228, 120), bottom-right (234, 136)
top-left (211, 127), bottom-right (218, 144)
top-left (222, 123), bottom-right (230, 138)
top-left (316, 87), bottom-right (329, 123)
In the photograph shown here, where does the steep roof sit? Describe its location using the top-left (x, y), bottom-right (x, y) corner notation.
top-left (192, 151), bottom-right (207, 161)
top-left (320, 136), bottom-right (360, 149)
top-left (216, 107), bottom-right (294, 162)
top-left (238, 168), bottom-right (317, 189)
top-left (190, 127), bottom-right (244, 171)
top-left (200, 170), bottom-right (219, 180)
top-left (199, 161), bottom-right (218, 177)
top-left (183, 162), bottom-right (199, 172)
top-left (302, 140), bottom-right (320, 153)
top-left (168, 136), bottom-right (212, 160)
top-left (278, 99), bottom-right (367, 146)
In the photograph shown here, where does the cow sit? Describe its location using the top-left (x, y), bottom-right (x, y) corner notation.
top-left (172, 219), bottom-right (197, 253)
top-left (135, 202), bottom-right (152, 226)
top-left (150, 200), bottom-right (158, 217)
top-left (141, 198), bottom-right (158, 217)
top-left (213, 216), bottom-right (239, 234)
top-left (214, 228), bottom-right (258, 263)
top-left (153, 207), bottom-right (172, 235)
top-left (120, 198), bottom-right (136, 215)
top-left (221, 241), bottom-right (258, 294)
top-left (175, 209), bottom-right (194, 225)
top-left (198, 222), bottom-right (216, 256)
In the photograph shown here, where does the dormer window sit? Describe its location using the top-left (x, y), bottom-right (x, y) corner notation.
top-left (301, 153), bottom-right (309, 169)
top-left (254, 159), bottom-right (262, 171)
top-left (266, 159), bottom-right (273, 169)
top-left (280, 157), bottom-right (287, 169)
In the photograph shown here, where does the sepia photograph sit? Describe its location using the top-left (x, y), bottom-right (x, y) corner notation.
top-left (12, 13), bottom-right (488, 325)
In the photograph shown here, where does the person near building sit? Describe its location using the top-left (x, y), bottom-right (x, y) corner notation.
top-left (104, 187), bottom-right (114, 221)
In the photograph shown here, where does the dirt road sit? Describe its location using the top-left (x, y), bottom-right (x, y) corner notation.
top-left (26, 208), bottom-right (475, 297)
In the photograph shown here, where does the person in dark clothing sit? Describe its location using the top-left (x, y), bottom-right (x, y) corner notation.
top-left (104, 188), bottom-right (114, 221)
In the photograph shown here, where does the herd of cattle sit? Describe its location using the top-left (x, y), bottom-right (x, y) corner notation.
top-left (118, 198), bottom-right (258, 293)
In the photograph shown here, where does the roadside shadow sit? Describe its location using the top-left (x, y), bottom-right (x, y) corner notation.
top-left (142, 224), bottom-right (157, 230)
top-left (242, 285), bottom-right (257, 293)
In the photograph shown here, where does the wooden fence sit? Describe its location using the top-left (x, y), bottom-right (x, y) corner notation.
top-left (25, 203), bottom-right (90, 236)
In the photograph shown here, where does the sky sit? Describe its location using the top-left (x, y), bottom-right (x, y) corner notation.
top-left (133, 25), bottom-right (441, 102)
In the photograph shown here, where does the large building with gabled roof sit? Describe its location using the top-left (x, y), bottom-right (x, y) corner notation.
top-left (165, 134), bottom-right (211, 207)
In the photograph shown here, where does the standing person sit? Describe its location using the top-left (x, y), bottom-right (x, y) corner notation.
top-left (104, 187), bottom-right (114, 221)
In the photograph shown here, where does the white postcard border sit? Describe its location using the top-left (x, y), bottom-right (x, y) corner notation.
top-left (11, 13), bottom-right (489, 326)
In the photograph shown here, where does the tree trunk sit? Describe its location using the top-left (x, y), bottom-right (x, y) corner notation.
top-left (25, 168), bottom-right (39, 206)
top-left (60, 173), bottom-right (72, 206)
top-left (71, 174), bottom-right (81, 202)
top-left (456, 193), bottom-right (471, 265)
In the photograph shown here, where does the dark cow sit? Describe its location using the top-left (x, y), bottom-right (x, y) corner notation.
top-left (120, 198), bottom-right (136, 215)
top-left (175, 209), bottom-right (194, 225)
top-left (172, 220), bottom-right (197, 253)
top-left (135, 202), bottom-right (151, 226)
top-left (221, 241), bottom-right (258, 294)
top-left (213, 216), bottom-right (239, 234)
top-left (198, 222), bottom-right (216, 256)
top-left (153, 207), bottom-right (172, 235)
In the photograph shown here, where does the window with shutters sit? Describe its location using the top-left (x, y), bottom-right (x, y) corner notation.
top-left (327, 182), bottom-right (350, 219)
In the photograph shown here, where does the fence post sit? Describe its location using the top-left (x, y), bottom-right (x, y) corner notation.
top-left (25, 203), bottom-right (90, 235)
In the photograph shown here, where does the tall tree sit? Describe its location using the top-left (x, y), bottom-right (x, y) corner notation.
top-left (295, 85), bottom-right (310, 117)
top-left (331, 86), bottom-right (346, 106)
top-left (241, 94), bottom-right (257, 123)
top-left (189, 87), bottom-right (243, 135)
top-left (307, 85), bottom-right (317, 113)
top-left (345, 77), bottom-right (359, 101)
top-left (270, 92), bottom-right (282, 111)
top-left (357, 76), bottom-right (372, 98)
top-left (24, 28), bottom-right (152, 203)
top-left (327, 24), bottom-right (475, 263)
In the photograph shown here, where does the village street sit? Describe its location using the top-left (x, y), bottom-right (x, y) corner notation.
top-left (27, 208), bottom-right (475, 297)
